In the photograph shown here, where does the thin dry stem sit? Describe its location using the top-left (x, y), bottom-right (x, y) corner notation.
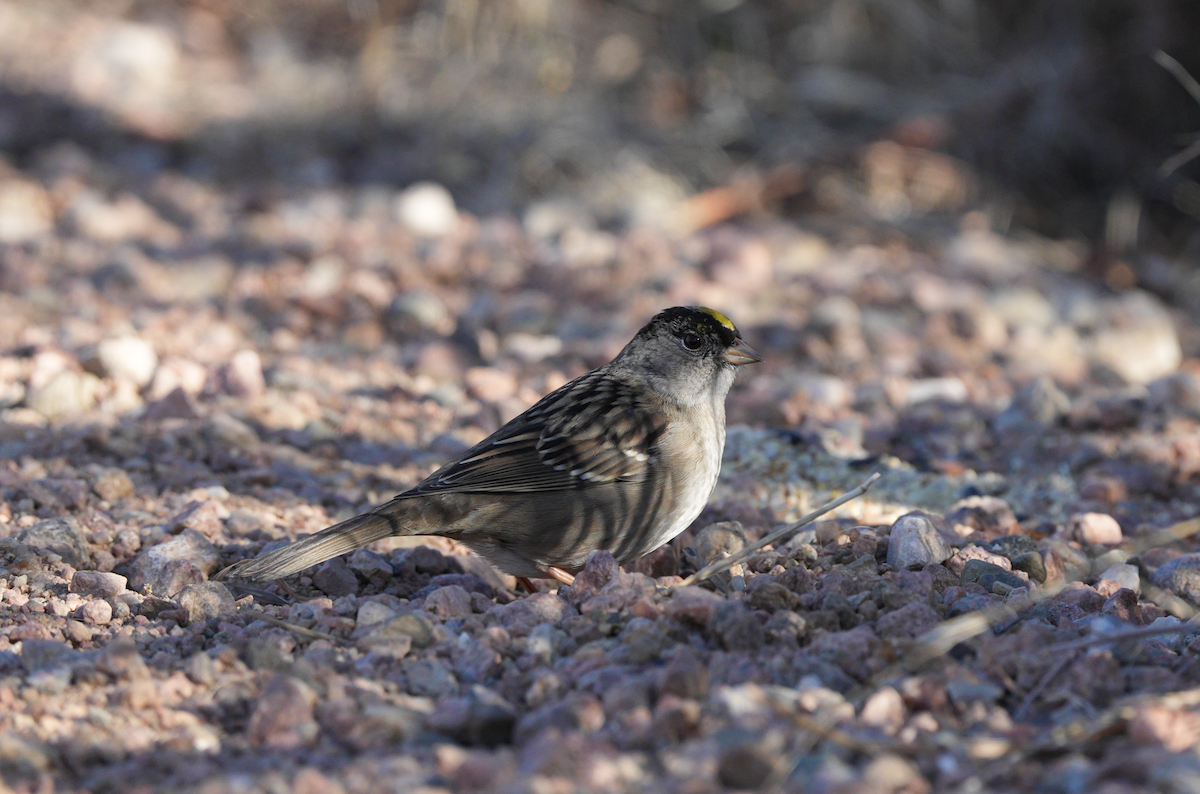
top-left (674, 472), bottom-right (882, 589)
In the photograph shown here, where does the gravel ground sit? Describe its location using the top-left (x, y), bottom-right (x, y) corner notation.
top-left (4, 17), bottom-right (1200, 787)
top-left (4, 156), bottom-right (1200, 794)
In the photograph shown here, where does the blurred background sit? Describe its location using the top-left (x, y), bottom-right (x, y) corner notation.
top-left (2, 0), bottom-right (1200, 507)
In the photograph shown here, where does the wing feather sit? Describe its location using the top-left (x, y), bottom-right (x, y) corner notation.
top-left (407, 371), bottom-right (663, 496)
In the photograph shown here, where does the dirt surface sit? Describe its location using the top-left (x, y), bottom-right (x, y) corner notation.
top-left (5, 3), bottom-right (1200, 794)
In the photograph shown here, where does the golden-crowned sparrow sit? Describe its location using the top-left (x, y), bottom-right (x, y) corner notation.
top-left (216, 306), bottom-right (761, 589)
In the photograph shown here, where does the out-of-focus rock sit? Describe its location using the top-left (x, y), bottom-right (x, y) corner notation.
top-left (1151, 554), bottom-right (1200, 604)
top-left (1066, 512), bottom-right (1123, 545)
top-left (247, 674), bottom-right (319, 748)
top-left (395, 182), bottom-right (457, 237)
top-left (691, 521), bottom-right (747, 565)
top-left (91, 468), bottom-right (135, 502)
top-left (1095, 563), bottom-right (1140, 597)
top-left (96, 337), bottom-right (158, 387)
top-left (218, 350), bottom-right (265, 398)
top-left (27, 370), bottom-right (101, 419)
top-left (0, 178), bottom-right (53, 242)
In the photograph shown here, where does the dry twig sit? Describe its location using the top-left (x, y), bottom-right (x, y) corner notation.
top-left (674, 472), bottom-right (882, 589)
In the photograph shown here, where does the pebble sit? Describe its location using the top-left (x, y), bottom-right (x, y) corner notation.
top-left (219, 349), bottom-right (265, 398)
top-left (1151, 553), bottom-right (1200, 604)
top-left (886, 513), bottom-right (952, 570)
top-left (70, 570), bottom-right (127, 598)
top-left (26, 370), bottom-right (101, 419)
top-left (1095, 563), bottom-right (1140, 597)
top-left (176, 582), bottom-right (235, 623)
top-left (424, 585), bottom-right (474, 620)
top-left (313, 557), bottom-right (359, 597)
top-left (91, 468), bottom-right (135, 502)
top-left (126, 529), bottom-right (219, 597)
top-left (247, 674), bottom-right (319, 748)
top-left (395, 182), bottom-right (458, 237)
top-left (1066, 512), bottom-right (1123, 545)
top-left (691, 521), bottom-right (747, 565)
top-left (96, 337), bottom-right (158, 387)
top-left (78, 599), bottom-right (113, 625)
top-left (17, 518), bottom-right (91, 568)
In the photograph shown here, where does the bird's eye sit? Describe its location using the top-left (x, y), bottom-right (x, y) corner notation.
top-left (681, 333), bottom-right (702, 351)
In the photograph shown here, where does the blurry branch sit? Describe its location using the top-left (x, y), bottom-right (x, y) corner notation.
top-left (1154, 50), bottom-right (1200, 176)
top-left (675, 164), bottom-right (806, 234)
top-left (674, 472), bottom-right (881, 589)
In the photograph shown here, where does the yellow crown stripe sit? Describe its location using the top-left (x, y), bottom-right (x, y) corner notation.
top-left (697, 306), bottom-right (735, 331)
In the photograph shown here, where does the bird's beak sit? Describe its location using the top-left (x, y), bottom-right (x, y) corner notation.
top-left (724, 339), bottom-right (763, 366)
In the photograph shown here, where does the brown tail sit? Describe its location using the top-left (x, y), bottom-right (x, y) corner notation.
top-left (215, 510), bottom-right (399, 582)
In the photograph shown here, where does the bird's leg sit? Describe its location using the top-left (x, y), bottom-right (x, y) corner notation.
top-left (546, 567), bottom-right (575, 586)
top-left (517, 577), bottom-right (538, 594)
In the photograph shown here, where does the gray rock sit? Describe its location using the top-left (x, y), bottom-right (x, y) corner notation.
top-left (313, 557), bottom-right (358, 597)
top-left (423, 585), bottom-right (473, 620)
top-left (176, 581), bottom-right (235, 623)
top-left (346, 548), bottom-right (393, 587)
top-left (886, 513), bottom-right (952, 570)
top-left (371, 611), bottom-right (437, 649)
top-left (1011, 552), bottom-right (1047, 583)
top-left (716, 727), bottom-right (786, 789)
top-left (426, 686), bottom-right (516, 747)
top-left (126, 529), bottom-right (218, 597)
top-left (403, 658), bottom-right (458, 697)
top-left (1151, 553), bottom-right (1200, 604)
top-left (18, 517), bottom-right (91, 568)
top-left (95, 636), bottom-right (149, 680)
top-left (708, 602), bottom-right (765, 650)
top-left (994, 376), bottom-right (1069, 432)
top-left (21, 639), bottom-right (75, 673)
top-left (1067, 512), bottom-right (1123, 545)
top-left (960, 559), bottom-right (1009, 585)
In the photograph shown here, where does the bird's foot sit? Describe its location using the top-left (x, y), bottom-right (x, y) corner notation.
top-left (546, 567), bottom-right (575, 586)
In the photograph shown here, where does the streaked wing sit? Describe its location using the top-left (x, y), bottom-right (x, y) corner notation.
top-left (408, 371), bottom-right (663, 495)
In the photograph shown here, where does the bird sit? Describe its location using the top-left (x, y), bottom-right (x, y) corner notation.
top-left (216, 306), bottom-right (762, 592)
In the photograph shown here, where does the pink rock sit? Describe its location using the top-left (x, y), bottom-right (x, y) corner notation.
top-left (1066, 513), bottom-right (1123, 545)
top-left (220, 349), bottom-right (265, 398)
top-left (79, 600), bottom-right (113, 625)
top-left (1053, 581), bottom-right (1105, 613)
top-left (664, 586), bottom-right (725, 626)
top-left (248, 674), bottom-right (318, 748)
top-left (425, 585), bottom-right (474, 620)
top-left (945, 545), bottom-right (1011, 576)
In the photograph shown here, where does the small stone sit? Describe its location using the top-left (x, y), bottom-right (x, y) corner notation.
top-left (947, 496), bottom-right (1018, 537)
top-left (691, 521), bottom-right (747, 564)
top-left (1010, 551), bottom-right (1047, 583)
top-left (126, 530), bottom-right (219, 597)
top-left (395, 182), bottom-right (458, 237)
top-left (79, 599), bottom-right (113, 625)
top-left (426, 686), bottom-right (517, 747)
top-left (1129, 705), bottom-right (1200, 751)
top-left (95, 636), bottom-right (150, 680)
top-left (65, 619), bottom-right (92, 644)
top-left (354, 600), bottom-right (398, 633)
top-left (375, 611), bottom-right (437, 649)
top-left (27, 370), bottom-right (101, 419)
top-left (91, 468), bottom-right (135, 502)
top-left (424, 585), bottom-right (474, 620)
top-left (1095, 563), bottom-right (1140, 597)
top-left (166, 500), bottom-right (225, 539)
top-left (946, 545), bottom-right (1013, 576)
top-left (21, 639), bottom-right (75, 673)
top-left (176, 582), bottom-right (235, 623)
top-left (860, 686), bottom-right (905, 734)
top-left (404, 658), bottom-right (458, 697)
top-left (96, 337), bottom-right (157, 387)
top-left (219, 350), bottom-right (265, 398)
top-left (716, 727), bottom-right (785, 789)
top-left (862, 754), bottom-right (930, 794)
top-left (708, 602), bottom-right (764, 650)
top-left (886, 513), bottom-right (952, 570)
top-left (69, 571), bottom-right (126, 599)
top-left (664, 586), bottom-right (724, 626)
top-left (18, 518), bottom-right (91, 568)
top-left (657, 647), bottom-right (710, 700)
top-left (1151, 553), bottom-right (1200, 604)
top-left (1066, 513), bottom-right (1123, 545)
top-left (313, 557), bottom-right (359, 597)
top-left (960, 559), bottom-right (1010, 585)
top-left (346, 548), bottom-right (393, 587)
top-left (745, 579), bottom-right (802, 612)
top-left (247, 674), bottom-right (318, 748)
